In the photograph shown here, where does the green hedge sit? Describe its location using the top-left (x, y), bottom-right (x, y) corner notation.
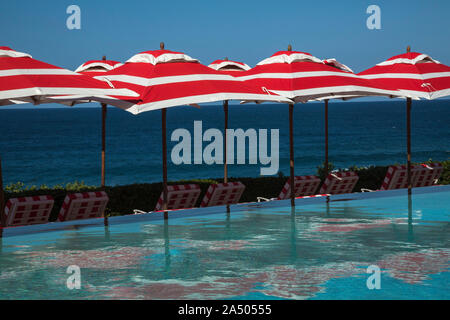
top-left (4, 160), bottom-right (449, 219)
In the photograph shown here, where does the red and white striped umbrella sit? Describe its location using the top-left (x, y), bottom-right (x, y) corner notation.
top-left (207, 58), bottom-right (251, 184)
top-left (317, 57), bottom-right (357, 179)
top-left (0, 47), bottom-right (137, 231)
top-left (74, 57), bottom-right (124, 188)
top-left (234, 48), bottom-right (399, 205)
top-left (98, 45), bottom-right (291, 211)
top-left (358, 51), bottom-right (450, 100)
top-left (359, 48), bottom-right (450, 193)
top-left (236, 50), bottom-right (399, 102)
top-left (99, 49), bottom-right (290, 114)
top-left (0, 47), bottom-right (138, 107)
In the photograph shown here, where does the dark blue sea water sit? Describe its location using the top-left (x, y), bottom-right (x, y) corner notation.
top-left (0, 100), bottom-right (449, 187)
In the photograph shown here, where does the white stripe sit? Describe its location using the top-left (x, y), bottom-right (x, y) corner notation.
top-left (0, 87), bottom-right (138, 100)
top-left (360, 72), bottom-right (450, 80)
top-left (101, 73), bottom-right (246, 87)
top-left (256, 53), bottom-right (323, 66)
top-left (0, 69), bottom-right (78, 77)
top-left (394, 88), bottom-right (450, 100)
top-left (377, 54), bottom-right (440, 66)
top-left (0, 88), bottom-right (43, 100)
top-left (95, 74), bottom-right (150, 86)
top-left (8, 94), bottom-right (137, 108)
top-left (126, 53), bottom-right (198, 64)
top-left (44, 95), bottom-right (137, 108)
top-left (235, 71), bottom-right (362, 81)
top-left (0, 49), bottom-right (32, 58)
top-left (267, 85), bottom-right (402, 101)
top-left (125, 93), bottom-right (292, 114)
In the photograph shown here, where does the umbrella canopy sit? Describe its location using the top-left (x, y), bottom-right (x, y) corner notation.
top-left (358, 51), bottom-right (450, 100)
top-left (75, 59), bottom-right (123, 75)
top-left (358, 48), bottom-right (450, 194)
top-left (235, 48), bottom-right (400, 206)
top-left (208, 59), bottom-right (251, 73)
top-left (75, 57), bottom-right (124, 188)
top-left (99, 45), bottom-right (291, 213)
top-left (236, 50), bottom-right (399, 102)
top-left (0, 46), bottom-right (138, 106)
top-left (98, 49), bottom-right (290, 114)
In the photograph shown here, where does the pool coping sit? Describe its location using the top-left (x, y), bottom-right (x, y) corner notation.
top-left (1, 185), bottom-right (449, 238)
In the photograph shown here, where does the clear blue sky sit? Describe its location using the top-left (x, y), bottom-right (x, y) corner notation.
top-left (1, 0), bottom-right (449, 74)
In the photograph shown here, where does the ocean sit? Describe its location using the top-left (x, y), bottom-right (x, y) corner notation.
top-left (0, 99), bottom-right (449, 187)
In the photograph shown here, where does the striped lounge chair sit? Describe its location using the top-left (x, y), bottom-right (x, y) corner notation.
top-left (378, 165), bottom-right (420, 190)
top-left (200, 182), bottom-right (246, 207)
top-left (363, 163), bottom-right (443, 192)
top-left (319, 171), bottom-right (359, 195)
top-left (58, 191), bottom-right (109, 222)
top-left (154, 184), bottom-right (201, 211)
top-left (413, 163), bottom-right (443, 187)
top-left (4, 195), bottom-right (54, 227)
top-left (258, 175), bottom-right (321, 202)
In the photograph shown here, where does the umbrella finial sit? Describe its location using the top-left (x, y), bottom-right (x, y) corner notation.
top-left (102, 55), bottom-right (106, 61)
top-left (407, 45), bottom-right (411, 53)
top-left (160, 42), bottom-right (165, 50)
top-left (224, 57), bottom-right (228, 61)
top-left (287, 44), bottom-right (292, 51)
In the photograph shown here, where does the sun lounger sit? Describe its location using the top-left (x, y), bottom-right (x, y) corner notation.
top-left (154, 184), bottom-right (201, 211)
top-left (4, 195), bottom-right (54, 227)
top-left (319, 171), bottom-right (359, 194)
top-left (200, 182), bottom-right (245, 207)
top-left (257, 175), bottom-right (321, 202)
top-left (377, 165), bottom-right (421, 190)
top-left (58, 191), bottom-right (109, 222)
top-left (361, 163), bottom-right (443, 192)
top-left (413, 163), bottom-right (443, 187)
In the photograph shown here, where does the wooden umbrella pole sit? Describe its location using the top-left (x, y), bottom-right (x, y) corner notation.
top-left (162, 108), bottom-right (169, 218)
top-left (101, 56), bottom-right (108, 226)
top-left (102, 104), bottom-right (108, 226)
top-left (406, 45), bottom-right (412, 196)
top-left (101, 103), bottom-right (107, 187)
top-left (101, 55), bottom-right (107, 188)
top-left (158, 42), bottom-right (169, 219)
top-left (324, 99), bottom-right (329, 177)
top-left (286, 44), bottom-right (295, 207)
top-left (223, 100), bottom-right (229, 183)
top-left (407, 97), bottom-right (412, 195)
top-left (289, 103), bottom-right (295, 207)
top-left (0, 156), bottom-right (5, 233)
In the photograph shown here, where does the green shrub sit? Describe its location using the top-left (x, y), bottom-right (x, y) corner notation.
top-left (317, 162), bottom-right (336, 181)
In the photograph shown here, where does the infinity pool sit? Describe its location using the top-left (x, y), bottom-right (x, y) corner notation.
top-left (0, 186), bottom-right (449, 299)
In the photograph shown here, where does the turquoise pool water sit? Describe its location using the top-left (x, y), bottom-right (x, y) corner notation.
top-left (0, 186), bottom-right (449, 300)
